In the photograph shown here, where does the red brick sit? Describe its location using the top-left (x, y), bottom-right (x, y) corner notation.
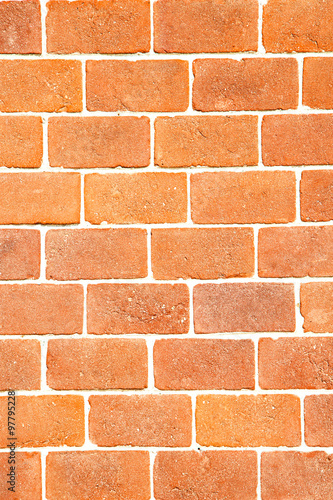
top-left (303, 58), bottom-right (333, 109)
top-left (0, 340), bottom-right (40, 391)
top-left (301, 282), bottom-right (333, 333)
top-left (305, 395), bottom-right (333, 446)
top-left (89, 395), bottom-right (191, 447)
top-left (0, 284), bottom-right (83, 335)
top-left (191, 171), bottom-right (296, 224)
top-left (0, 173), bottom-right (80, 225)
top-left (49, 117), bottom-right (150, 168)
top-left (0, 229), bottom-right (40, 280)
top-left (301, 170), bottom-right (333, 222)
top-left (196, 394), bottom-right (301, 447)
top-left (87, 59), bottom-right (189, 112)
top-left (154, 339), bottom-right (255, 390)
top-left (262, 114), bottom-right (333, 166)
top-left (154, 451), bottom-right (257, 500)
top-left (46, 0), bottom-right (150, 54)
top-left (152, 228), bottom-right (254, 279)
top-left (194, 283), bottom-right (295, 333)
top-left (46, 451), bottom-right (150, 500)
top-left (87, 284), bottom-right (189, 334)
top-left (46, 229), bottom-right (147, 280)
top-left (0, 452), bottom-right (41, 500)
top-left (154, 0), bottom-right (258, 53)
top-left (0, 0), bottom-right (41, 54)
top-left (47, 339), bottom-right (147, 390)
top-left (85, 172), bottom-right (187, 224)
top-left (155, 116), bottom-right (258, 167)
top-left (0, 116), bottom-right (43, 168)
top-left (193, 58), bottom-right (298, 111)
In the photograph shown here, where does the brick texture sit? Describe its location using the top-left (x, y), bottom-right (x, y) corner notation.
top-left (0, 340), bottom-right (40, 391)
top-left (0, 0), bottom-right (41, 54)
top-left (0, 229), bottom-right (40, 280)
top-left (301, 170), bottom-right (333, 222)
top-left (303, 58), bottom-right (333, 109)
top-left (305, 395), bottom-right (333, 446)
top-left (301, 282), bottom-right (333, 333)
top-left (0, 116), bottom-right (43, 168)
top-left (0, 452), bottom-right (41, 500)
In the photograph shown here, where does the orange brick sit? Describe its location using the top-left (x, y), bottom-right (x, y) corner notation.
top-left (46, 0), bottom-right (150, 54)
top-left (196, 394), bottom-right (301, 447)
top-left (0, 340), bottom-right (40, 391)
top-left (89, 395), bottom-right (192, 447)
top-left (191, 171), bottom-right (296, 224)
top-left (85, 172), bottom-right (187, 224)
top-left (0, 396), bottom-right (84, 448)
top-left (0, 229), bottom-right (40, 280)
top-left (47, 339), bottom-right (148, 390)
top-left (301, 282), bottom-right (333, 333)
top-left (151, 228), bottom-right (254, 279)
top-left (301, 170), bottom-right (333, 222)
top-left (194, 283), bottom-right (295, 333)
top-left (87, 284), bottom-right (189, 334)
top-left (46, 229), bottom-right (147, 280)
top-left (0, 116), bottom-right (43, 168)
top-left (155, 116), bottom-right (258, 167)
top-left (49, 117), bottom-right (150, 168)
top-left (154, 339), bottom-right (255, 390)
top-left (303, 58), bottom-right (333, 109)
top-left (305, 395), bottom-right (333, 446)
top-left (87, 59), bottom-right (189, 112)
top-left (0, 452), bottom-right (41, 500)
top-left (154, 0), bottom-right (258, 53)
top-left (193, 58), bottom-right (298, 111)
top-left (0, 0), bottom-right (41, 54)
top-left (0, 284), bottom-right (83, 335)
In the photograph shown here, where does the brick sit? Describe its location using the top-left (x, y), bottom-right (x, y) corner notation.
top-left (191, 171), bottom-right (296, 224)
top-left (262, 114), bottom-right (333, 166)
top-left (259, 337), bottom-right (333, 390)
top-left (89, 395), bottom-right (191, 447)
top-left (0, 0), bottom-right (41, 54)
top-left (303, 58), bottom-right (333, 109)
top-left (305, 395), bottom-right (333, 446)
top-left (301, 282), bottom-right (333, 333)
top-left (194, 283), bottom-right (295, 333)
top-left (154, 451), bottom-right (257, 500)
top-left (46, 0), bottom-right (150, 54)
top-left (0, 229), bottom-right (40, 280)
top-left (154, 0), bottom-right (258, 53)
top-left (0, 116), bottom-right (43, 168)
top-left (49, 117), bottom-right (150, 168)
top-left (196, 394), bottom-right (301, 447)
top-left (259, 226), bottom-right (333, 278)
top-left (155, 116), bottom-right (258, 167)
top-left (0, 173), bottom-right (80, 225)
top-left (0, 340), bottom-right (40, 391)
top-left (301, 170), bottom-right (333, 222)
top-left (47, 339), bottom-right (148, 390)
top-left (46, 451), bottom-right (150, 500)
top-left (87, 59), bottom-right (189, 112)
top-left (46, 229), bottom-right (147, 280)
top-left (85, 172), bottom-right (187, 224)
top-left (0, 284), bottom-right (83, 335)
top-left (193, 58), bottom-right (298, 111)
top-left (154, 339), bottom-right (255, 390)
top-left (0, 396), bottom-right (84, 447)
top-left (0, 452), bottom-right (41, 500)
top-left (151, 228), bottom-right (254, 279)
top-left (87, 284), bottom-right (189, 334)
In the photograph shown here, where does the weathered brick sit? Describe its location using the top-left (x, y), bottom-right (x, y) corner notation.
top-left (0, 229), bottom-right (40, 280)
top-left (0, 116), bottom-right (43, 168)
top-left (301, 282), bottom-right (333, 333)
top-left (0, 340), bottom-right (40, 391)
top-left (301, 170), bottom-right (333, 222)
top-left (305, 395), bottom-right (333, 446)
top-left (303, 58), bottom-right (333, 109)
top-left (0, 0), bottom-right (41, 54)
top-left (0, 452), bottom-right (41, 500)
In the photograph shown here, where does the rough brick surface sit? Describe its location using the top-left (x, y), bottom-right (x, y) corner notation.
top-left (303, 58), bottom-right (333, 109)
top-left (0, 340), bottom-right (40, 391)
top-left (0, 116), bottom-right (43, 168)
top-left (305, 395), bottom-right (333, 446)
top-left (0, 229), bottom-right (40, 280)
top-left (0, 452), bottom-right (41, 500)
top-left (301, 282), bottom-right (333, 333)
top-left (0, 0), bottom-right (41, 54)
top-left (301, 170), bottom-right (333, 222)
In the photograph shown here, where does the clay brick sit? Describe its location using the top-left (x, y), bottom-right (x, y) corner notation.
top-left (46, 229), bottom-right (147, 280)
top-left (0, 173), bottom-right (80, 225)
top-left (301, 282), bottom-right (333, 333)
top-left (0, 340), bottom-right (40, 391)
top-left (87, 284), bottom-right (189, 334)
top-left (262, 114), bottom-right (333, 166)
top-left (196, 394), bottom-right (301, 447)
top-left (0, 452), bottom-right (41, 500)
top-left (301, 170), bottom-right (333, 222)
top-left (154, 339), bottom-right (255, 390)
top-left (155, 116), bottom-right (258, 167)
top-left (46, 451), bottom-right (150, 500)
top-left (305, 395), bottom-right (333, 446)
top-left (154, 0), bottom-right (258, 53)
top-left (47, 339), bottom-right (148, 390)
top-left (46, 0), bottom-right (150, 54)
top-left (0, 229), bottom-right (40, 280)
top-left (259, 337), bottom-right (333, 390)
top-left (49, 117), bottom-right (150, 168)
top-left (85, 172), bottom-right (187, 224)
top-left (0, 284), bottom-right (83, 335)
top-left (0, 116), bottom-right (43, 168)
top-left (87, 59), bottom-right (189, 112)
top-left (89, 395), bottom-right (192, 447)
top-left (191, 171), bottom-right (296, 224)
top-left (303, 58), bottom-right (333, 109)
top-left (151, 228), bottom-right (254, 279)
top-left (259, 226), bottom-right (333, 277)
top-left (194, 283), bottom-right (295, 333)
top-left (0, 396), bottom-right (84, 447)
top-left (193, 58), bottom-right (298, 111)
top-left (154, 451), bottom-right (257, 500)
top-left (0, 0), bottom-right (41, 54)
